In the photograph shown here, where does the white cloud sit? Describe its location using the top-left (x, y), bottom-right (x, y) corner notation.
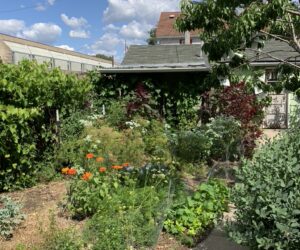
top-left (61, 13), bottom-right (90, 39)
top-left (48, 0), bottom-right (56, 5)
top-left (35, 3), bottom-right (47, 11)
top-left (56, 44), bottom-right (74, 51)
top-left (84, 0), bottom-right (180, 62)
top-left (103, 0), bottom-right (180, 23)
top-left (69, 30), bottom-right (90, 39)
top-left (21, 23), bottom-right (62, 44)
top-left (61, 13), bottom-right (88, 29)
top-left (0, 19), bottom-right (61, 44)
top-left (89, 33), bottom-right (123, 53)
top-left (0, 19), bottom-right (25, 36)
top-left (103, 24), bottom-right (120, 32)
top-left (119, 20), bottom-right (152, 40)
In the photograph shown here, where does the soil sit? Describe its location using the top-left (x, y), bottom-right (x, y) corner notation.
top-left (0, 181), bottom-right (188, 250)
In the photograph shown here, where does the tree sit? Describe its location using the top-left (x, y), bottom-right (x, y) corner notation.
top-left (147, 28), bottom-right (157, 45)
top-left (177, 0), bottom-right (300, 93)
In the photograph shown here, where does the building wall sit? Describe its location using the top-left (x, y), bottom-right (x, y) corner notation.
top-left (0, 34), bottom-right (113, 72)
top-left (0, 40), bottom-right (12, 63)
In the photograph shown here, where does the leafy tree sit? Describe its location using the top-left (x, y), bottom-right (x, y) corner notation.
top-left (95, 53), bottom-right (113, 62)
top-left (147, 28), bottom-right (157, 45)
top-left (177, 0), bottom-right (300, 92)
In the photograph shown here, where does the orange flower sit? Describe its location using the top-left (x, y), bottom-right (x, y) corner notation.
top-left (86, 153), bottom-right (94, 159)
top-left (111, 165), bottom-right (123, 170)
top-left (67, 168), bottom-right (77, 175)
top-left (82, 172), bottom-right (92, 181)
top-left (99, 167), bottom-right (107, 173)
top-left (61, 167), bottom-right (69, 174)
top-left (122, 163), bottom-right (129, 167)
top-left (96, 157), bottom-right (104, 163)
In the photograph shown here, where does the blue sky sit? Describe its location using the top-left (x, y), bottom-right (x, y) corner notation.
top-left (0, 0), bottom-right (180, 62)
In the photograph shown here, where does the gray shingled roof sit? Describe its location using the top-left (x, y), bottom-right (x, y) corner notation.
top-left (245, 39), bottom-right (300, 63)
top-left (122, 44), bottom-right (206, 66)
top-left (99, 40), bottom-right (300, 74)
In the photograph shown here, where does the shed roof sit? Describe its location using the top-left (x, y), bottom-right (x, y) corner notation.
top-left (156, 12), bottom-right (200, 38)
top-left (245, 40), bottom-right (300, 63)
top-left (99, 40), bottom-right (300, 74)
top-left (122, 44), bottom-right (206, 65)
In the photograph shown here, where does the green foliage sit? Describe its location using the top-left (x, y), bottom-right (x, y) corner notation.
top-left (0, 60), bottom-right (91, 191)
top-left (0, 196), bottom-right (25, 239)
top-left (66, 171), bottom-right (121, 218)
top-left (147, 28), bottom-right (157, 45)
top-left (170, 129), bottom-right (212, 164)
top-left (177, 0), bottom-right (300, 90)
top-left (228, 129), bottom-right (300, 249)
top-left (83, 185), bottom-right (170, 249)
top-left (206, 116), bottom-right (242, 161)
top-left (39, 212), bottom-right (83, 250)
top-left (105, 99), bottom-right (128, 128)
top-left (169, 116), bottom-right (242, 176)
top-left (0, 105), bottom-right (39, 190)
top-left (164, 179), bottom-right (229, 247)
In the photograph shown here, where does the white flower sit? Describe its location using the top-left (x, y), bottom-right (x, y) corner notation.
top-left (84, 135), bottom-right (92, 142)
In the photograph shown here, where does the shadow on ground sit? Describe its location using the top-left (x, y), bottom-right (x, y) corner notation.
top-left (194, 227), bottom-right (248, 250)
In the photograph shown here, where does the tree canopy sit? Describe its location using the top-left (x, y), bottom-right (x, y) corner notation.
top-left (177, 0), bottom-right (300, 93)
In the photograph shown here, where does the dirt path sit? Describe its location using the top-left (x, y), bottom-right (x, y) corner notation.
top-left (0, 181), bottom-right (84, 250)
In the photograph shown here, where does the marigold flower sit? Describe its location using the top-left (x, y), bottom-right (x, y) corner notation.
top-left (86, 153), bottom-right (94, 159)
top-left (67, 168), bottom-right (77, 175)
top-left (122, 163), bottom-right (129, 167)
top-left (99, 167), bottom-right (107, 173)
top-left (61, 167), bottom-right (69, 174)
top-left (111, 165), bottom-right (123, 170)
top-left (82, 172), bottom-right (92, 181)
top-left (96, 157), bottom-right (104, 163)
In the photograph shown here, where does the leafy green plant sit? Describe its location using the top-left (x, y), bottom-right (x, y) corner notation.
top-left (164, 180), bottom-right (229, 247)
top-left (205, 116), bottom-right (242, 161)
top-left (0, 60), bottom-right (91, 191)
top-left (83, 184), bottom-right (171, 249)
top-left (228, 128), bottom-right (300, 250)
top-left (0, 196), bottom-right (25, 239)
top-left (169, 129), bottom-right (212, 164)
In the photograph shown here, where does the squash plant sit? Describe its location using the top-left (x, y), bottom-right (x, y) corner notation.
top-left (164, 179), bottom-right (229, 246)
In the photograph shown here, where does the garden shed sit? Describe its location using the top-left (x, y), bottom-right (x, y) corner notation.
top-left (100, 40), bottom-right (300, 129)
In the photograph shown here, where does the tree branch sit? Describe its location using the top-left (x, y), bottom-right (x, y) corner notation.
top-left (259, 30), bottom-right (290, 44)
top-left (287, 13), bottom-right (300, 51)
top-left (287, 9), bottom-right (300, 17)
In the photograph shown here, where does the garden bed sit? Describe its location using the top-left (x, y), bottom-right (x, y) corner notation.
top-left (0, 181), bottom-right (189, 250)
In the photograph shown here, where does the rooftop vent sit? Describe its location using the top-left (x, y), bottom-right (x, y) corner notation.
top-left (169, 14), bottom-right (175, 18)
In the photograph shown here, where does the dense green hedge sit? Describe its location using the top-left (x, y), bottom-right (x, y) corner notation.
top-left (229, 129), bottom-right (300, 249)
top-left (0, 60), bottom-right (91, 191)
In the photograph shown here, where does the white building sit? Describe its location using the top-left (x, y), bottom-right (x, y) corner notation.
top-left (0, 33), bottom-right (113, 73)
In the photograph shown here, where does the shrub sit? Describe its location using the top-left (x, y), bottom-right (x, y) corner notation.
top-left (205, 116), bottom-right (242, 161)
top-left (203, 82), bottom-right (266, 157)
top-left (169, 129), bottom-right (212, 164)
top-left (164, 179), bottom-right (229, 247)
top-left (228, 129), bottom-right (300, 249)
top-left (0, 60), bottom-right (91, 191)
top-left (0, 196), bottom-right (25, 239)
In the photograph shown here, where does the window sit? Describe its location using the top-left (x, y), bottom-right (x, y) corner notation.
top-left (263, 69), bottom-right (288, 129)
